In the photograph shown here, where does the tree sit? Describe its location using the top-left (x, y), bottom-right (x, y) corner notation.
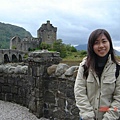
top-left (53, 39), bottom-right (62, 52)
top-left (12, 45), bottom-right (17, 49)
top-left (78, 50), bottom-right (87, 57)
top-left (53, 39), bottom-right (67, 58)
top-left (39, 42), bottom-right (51, 50)
top-left (70, 46), bottom-right (77, 52)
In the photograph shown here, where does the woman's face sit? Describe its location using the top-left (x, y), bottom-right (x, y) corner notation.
top-left (93, 34), bottom-right (110, 57)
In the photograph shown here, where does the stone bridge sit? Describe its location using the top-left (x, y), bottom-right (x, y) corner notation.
top-left (0, 49), bottom-right (27, 64)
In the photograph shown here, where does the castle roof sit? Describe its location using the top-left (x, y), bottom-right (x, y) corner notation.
top-left (38, 20), bottom-right (57, 32)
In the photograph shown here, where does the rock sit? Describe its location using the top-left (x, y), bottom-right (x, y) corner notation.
top-left (64, 66), bottom-right (79, 77)
top-left (39, 118), bottom-right (49, 120)
top-left (8, 66), bottom-right (16, 74)
top-left (55, 63), bottom-right (69, 76)
top-left (21, 66), bottom-right (28, 74)
top-left (3, 65), bottom-right (11, 73)
top-left (0, 65), bottom-right (4, 73)
top-left (47, 64), bottom-right (57, 75)
top-left (14, 65), bottom-right (22, 74)
top-left (13, 65), bottom-right (27, 74)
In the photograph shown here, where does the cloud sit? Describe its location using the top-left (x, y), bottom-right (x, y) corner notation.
top-left (0, 0), bottom-right (120, 48)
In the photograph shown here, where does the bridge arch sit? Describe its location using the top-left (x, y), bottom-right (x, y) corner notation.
top-left (19, 54), bottom-right (22, 62)
top-left (12, 54), bottom-right (18, 62)
top-left (4, 54), bottom-right (10, 63)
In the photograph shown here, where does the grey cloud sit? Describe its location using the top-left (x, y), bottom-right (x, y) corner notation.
top-left (1, 0), bottom-right (120, 48)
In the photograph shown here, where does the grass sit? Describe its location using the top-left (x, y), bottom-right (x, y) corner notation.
top-left (61, 54), bottom-right (120, 66)
top-left (61, 54), bottom-right (85, 66)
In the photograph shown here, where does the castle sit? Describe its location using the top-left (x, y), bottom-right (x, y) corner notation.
top-left (10, 20), bottom-right (57, 51)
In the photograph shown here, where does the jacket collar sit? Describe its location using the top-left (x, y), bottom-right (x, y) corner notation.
top-left (105, 54), bottom-right (114, 66)
top-left (90, 54), bottom-right (114, 85)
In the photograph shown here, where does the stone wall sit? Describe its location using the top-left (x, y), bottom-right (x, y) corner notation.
top-left (0, 50), bottom-right (80, 120)
top-left (44, 64), bottom-right (80, 120)
top-left (0, 63), bottom-right (29, 107)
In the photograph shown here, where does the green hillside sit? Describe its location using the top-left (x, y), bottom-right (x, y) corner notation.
top-left (0, 22), bottom-right (32, 49)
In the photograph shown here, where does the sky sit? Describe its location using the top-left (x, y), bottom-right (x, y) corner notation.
top-left (0, 0), bottom-right (120, 51)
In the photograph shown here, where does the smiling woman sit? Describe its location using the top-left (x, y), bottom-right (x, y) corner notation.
top-left (74, 29), bottom-right (120, 120)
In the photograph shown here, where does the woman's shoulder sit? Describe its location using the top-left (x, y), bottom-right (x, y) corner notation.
top-left (80, 57), bottom-right (87, 66)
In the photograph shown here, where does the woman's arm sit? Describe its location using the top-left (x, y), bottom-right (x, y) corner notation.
top-left (103, 74), bottom-right (120, 120)
top-left (74, 62), bottom-right (95, 120)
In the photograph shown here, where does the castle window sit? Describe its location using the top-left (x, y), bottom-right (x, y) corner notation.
top-left (48, 35), bottom-right (50, 39)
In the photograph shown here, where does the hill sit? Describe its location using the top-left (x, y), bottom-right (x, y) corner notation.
top-left (75, 44), bottom-right (87, 51)
top-left (0, 22), bottom-right (32, 49)
top-left (75, 44), bottom-right (120, 56)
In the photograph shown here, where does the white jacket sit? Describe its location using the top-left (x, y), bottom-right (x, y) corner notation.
top-left (74, 55), bottom-right (120, 120)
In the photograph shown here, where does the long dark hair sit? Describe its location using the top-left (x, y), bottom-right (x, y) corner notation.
top-left (83, 29), bottom-right (117, 78)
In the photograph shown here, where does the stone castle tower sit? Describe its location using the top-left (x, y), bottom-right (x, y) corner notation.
top-left (10, 20), bottom-right (57, 51)
top-left (37, 20), bottom-right (57, 44)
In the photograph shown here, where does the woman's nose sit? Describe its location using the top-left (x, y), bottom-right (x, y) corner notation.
top-left (99, 42), bottom-right (104, 47)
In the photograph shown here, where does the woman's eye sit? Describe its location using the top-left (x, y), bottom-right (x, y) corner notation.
top-left (102, 40), bottom-right (107, 43)
top-left (94, 41), bottom-right (99, 44)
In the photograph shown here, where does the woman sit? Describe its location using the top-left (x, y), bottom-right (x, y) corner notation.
top-left (74, 29), bottom-right (120, 120)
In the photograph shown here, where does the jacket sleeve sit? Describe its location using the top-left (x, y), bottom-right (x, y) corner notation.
top-left (103, 73), bottom-right (120, 120)
top-left (74, 62), bottom-right (95, 119)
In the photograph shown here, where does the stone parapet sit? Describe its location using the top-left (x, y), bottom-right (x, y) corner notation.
top-left (43, 63), bottom-right (79, 120)
top-left (0, 50), bottom-right (80, 120)
top-left (0, 71), bottom-right (29, 107)
top-left (28, 50), bottom-right (62, 118)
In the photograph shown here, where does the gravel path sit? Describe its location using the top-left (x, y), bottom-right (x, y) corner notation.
top-left (0, 100), bottom-right (49, 120)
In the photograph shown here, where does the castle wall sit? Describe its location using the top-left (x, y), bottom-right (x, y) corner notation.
top-left (10, 36), bottom-right (22, 50)
top-left (10, 21), bottom-right (56, 52)
top-left (22, 37), bottom-right (41, 51)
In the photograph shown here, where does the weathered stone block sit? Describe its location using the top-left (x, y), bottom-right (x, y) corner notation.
top-left (57, 98), bottom-right (66, 109)
top-left (0, 77), bottom-right (5, 83)
top-left (17, 80), bottom-right (23, 87)
top-left (35, 77), bottom-right (43, 88)
top-left (44, 78), bottom-right (58, 91)
top-left (5, 93), bottom-right (13, 102)
top-left (11, 86), bottom-right (18, 94)
top-left (18, 87), bottom-right (26, 97)
top-left (36, 100), bottom-right (44, 118)
top-left (0, 93), bottom-right (5, 100)
top-left (66, 85), bottom-right (74, 99)
top-left (44, 91), bottom-right (55, 103)
top-left (2, 85), bottom-right (11, 93)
